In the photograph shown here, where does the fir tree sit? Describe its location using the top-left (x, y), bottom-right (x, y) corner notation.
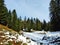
top-left (30, 17), bottom-right (34, 29)
top-left (50, 0), bottom-right (60, 31)
top-left (35, 18), bottom-right (41, 30)
top-left (23, 16), bottom-right (27, 30)
top-left (0, 0), bottom-right (8, 25)
top-left (26, 18), bottom-right (31, 31)
top-left (12, 9), bottom-right (18, 31)
top-left (42, 20), bottom-right (47, 31)
top-left (8, 10), bottom-right (12, 28)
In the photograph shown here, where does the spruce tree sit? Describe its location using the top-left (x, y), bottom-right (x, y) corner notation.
top-left (50, 0), bottom-right (60, 31)
top-left (26, 18), bottom-right (31, 31)
top-left (42, 20), bottom-right (47, 31)
top-left (0, 0), bottom-right (8, 25)
top-left (8, 10), bottom-right (12, 28)
top-left (16, 18), bottom-right (20, 32)
top-left (35, 18), bottom-right (41, 30)
top-left (33, 18), bottom-right (36, 30)
top-left (12, 9), bottom-right (17, 31)
top-left (30, 17), bottom-right (34, 29)
top-left (19, 16), bottom-right (22, 30)
top-left (23, 16), bottom-right (27, 30)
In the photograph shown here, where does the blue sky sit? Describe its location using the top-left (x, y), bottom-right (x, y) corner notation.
top-left (5, 0), bottom-right (50, 22)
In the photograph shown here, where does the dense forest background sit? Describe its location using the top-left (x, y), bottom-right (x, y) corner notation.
top-left (0, 0), bottom-right (60, 32)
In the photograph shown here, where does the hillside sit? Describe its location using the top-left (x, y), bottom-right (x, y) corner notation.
top-left (0, 24), bottom-right (37, 45)
top-left (0, 24), bottom-right (17, 33)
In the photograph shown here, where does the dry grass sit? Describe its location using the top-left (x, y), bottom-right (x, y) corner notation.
top-left (0, 24), bottom-right (17, 33)
top-left (0, 24), bottom-right (27, 45)
top-left (16, 41), bottom-right (22, 45)
top-left (23, 43), bottom-right (27, 45)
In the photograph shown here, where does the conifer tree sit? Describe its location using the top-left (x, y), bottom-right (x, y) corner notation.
top-left (50, 0), bottom-right (60, 31)
top-left (23, 16), bottom-right (27, 29)
top-left (30, 17), bottom-right (34, 29)
top-left (42, 20), bottom-right (47, 31)
top-left (0, 0), bottom-right (8, 25)
top-left (35, 18), bottom-right (41, 30)
top-left (8, 10), bottom-right (12, 28)
top-left (26, 18), bottom-right (31, 31)
top-left (19, 16), bottom-right (22, 30)
top-left (12, 9), bottom-right (17, 31)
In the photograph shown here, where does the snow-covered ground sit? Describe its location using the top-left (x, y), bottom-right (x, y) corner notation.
top-left (4, 31), bottom-right (44, 45)
top-left (46, 31), bottom-right (60, 37)
top-left (0, 29), bottom-right (60, 45)
top-left (23, 32), bottom-right (45, 41)
top-left (4, 31), bottom-right (60, 45)
top-left (0, 30), bottom-right (38, 45)
top-left (17, 35), bottom-right (37, 45)
top-left (23, 31), bottom-right (60, 45)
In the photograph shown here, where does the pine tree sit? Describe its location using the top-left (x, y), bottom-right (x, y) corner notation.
top-left (0, 0), bottom-right (8, 25)
top-left (16, 18), bottom-right (20, 32)
top-left (8, 10), bottom-right (12, 28)
top-left (33, 18), bottom-right (36, 30)
top-left (23, 16), bottom-right (27, 30)
top-left (50, 0), bottom-right (60, 31)
top-left (42, 20), bottom-right (47, 31)
top-left (19, 16), bottom-right (22, 30)
top-left (26, 18), bottom-right (31, 31)
top-left (30, 17), bottom-right (34, 29)
top-left (35, 18), bottom-right (41, 30)
top-left (12, 9), bottom-right (18, 31)
top-left (46, 22), bottom-right (51, 31)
